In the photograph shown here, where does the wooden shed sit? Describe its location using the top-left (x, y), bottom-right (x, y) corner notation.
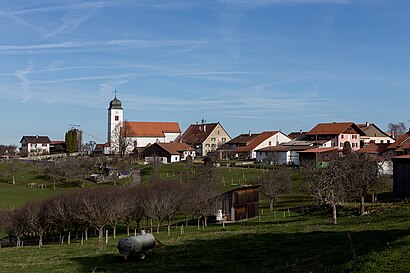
top-left (215, 185), bottom-right (260, 221)
top-left (393, 155), bottom-right (410, 199)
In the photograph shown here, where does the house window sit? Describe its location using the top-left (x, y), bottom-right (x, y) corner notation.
top-left (222, 138), bottom-right (226, 142)
top-left (387, 140), bottom-right (390, 144)
top-left (211, 137), bottom-right (216, 142)
top-left (380, 140), bottom-right (384, 143)
top-left (211, 144), bottom-right (216, 149)
top-left (341, 135), bottom-right (344, 139)
top-left (268, 141), bottom-right (272, 146)
top-left (340, 142), bottom-right (343, 147)
top-left (42, 143), bottom-right (47, 147)
top-left (206, 144), bottom-right (210, 148)
top-left (115, 115), bottom-right (119, 121)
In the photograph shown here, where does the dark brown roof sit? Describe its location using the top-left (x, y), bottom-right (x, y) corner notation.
top-left (230, 131), bottom-right (282, 153)
top-left (393, 155), bottom-right (410, 159)
top-left (157, 142), bottom-right (194, 155)
top-left (307, 122), bottom-right (365, 136)
top-left (20, 136), bottom-right (50, 144)
top-left (287, 131), bottom-right (308, 140)
top-left (180, 123), bottom-right (219, 144)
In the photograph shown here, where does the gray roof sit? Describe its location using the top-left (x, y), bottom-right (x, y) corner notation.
top-left (108, 96), bottom-right (123, 110)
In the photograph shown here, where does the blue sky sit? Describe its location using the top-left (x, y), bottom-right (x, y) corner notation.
top-left (1, 0), bottom-right (409, 145)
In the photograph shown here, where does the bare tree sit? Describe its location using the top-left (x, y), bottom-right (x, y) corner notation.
top-left (388, 122), bottom-right (408, 139)
top-left (259, 167), bottom-right (292, 211)
top-left (305, 157), bottom-right (350, 224)
top-left (185, 165), bottom-right (220, 229)
top-left (106, 189), bottom-right (127, 239)
top-left (21, 201), bottom-right (49, 247)
top-left (142, 178), bottom-right (185, 234)
top-left (1, 208), bottom-right (25, 247)
top-left (112, 121), bottom-right (136, 158)
top-left (6, 160), bottom-right (22, 185)
top-left (122, 187), bottom-right (145, 235)
top-left (79, 188), bottom-right (112, 244)
top-left (345, 154), bottom-right (390, 215)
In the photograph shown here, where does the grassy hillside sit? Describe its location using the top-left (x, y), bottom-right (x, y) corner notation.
top-left (0, 201), bottom-right (409, 273)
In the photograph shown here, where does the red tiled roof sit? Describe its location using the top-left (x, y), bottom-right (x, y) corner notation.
top-left (50, 141), bottom-right (66, 145)
top-left (357, 142), bottom-right (389, 154)
top-left (387, 132), bottom-right (410, 150)
top-left (157, 142), bottom-right (194, 155)
top-left (232, 131), bottom-right (281, 153)
top-left (123, 121), bottom-right (181, 137)
top-left (393, 155), bottom-right (410, 159)
top-left (96, 143), bottom-right (110, 148)
top-left (298, 147), bottom-right (339, 153)
top-left (180, 123), bottom-right (219, 144)
top-left (307, 122), bottom-right (365, 136)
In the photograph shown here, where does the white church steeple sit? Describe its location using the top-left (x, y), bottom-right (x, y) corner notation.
top-left (107, 91), bottom-right (123, 151)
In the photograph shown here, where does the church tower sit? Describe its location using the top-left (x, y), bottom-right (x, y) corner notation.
top-left (108, 93), bottom-right (123, 151)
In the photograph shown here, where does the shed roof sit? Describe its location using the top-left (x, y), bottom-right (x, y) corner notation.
top-left (298, 147), bottom-right (339, 153)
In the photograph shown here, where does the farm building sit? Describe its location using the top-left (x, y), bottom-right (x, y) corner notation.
top-left (393, 155), bottom-right (410, 199)
top-left (215, 185), bottom-right (260, 221)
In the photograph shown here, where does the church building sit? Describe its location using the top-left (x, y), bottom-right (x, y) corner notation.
top-left (107, 95), bottom-right (181, 155)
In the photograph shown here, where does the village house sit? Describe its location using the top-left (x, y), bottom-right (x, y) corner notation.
top-left (143, 142), bottom-right (195, 163)
top-left (227, 131), bottom-right (291, 160)
top-left (179, 122), bottom-right (231, 156)
top-left (20, 135), bottom-right (51, 156)
top-left (357, 122), bottom-right (395, 146)
top-left (306, 122), bottom-right (365, 151)
top-left (387, 131), bottom-right (410, 156)
top-left (255, 140), bottom-right (314, 166)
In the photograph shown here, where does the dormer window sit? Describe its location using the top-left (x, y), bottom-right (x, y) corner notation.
top-left (115, 116), bottom-right (119, 121)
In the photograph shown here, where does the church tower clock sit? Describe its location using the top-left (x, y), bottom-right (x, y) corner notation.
top-left (108, 92), bottom-right (123, 151)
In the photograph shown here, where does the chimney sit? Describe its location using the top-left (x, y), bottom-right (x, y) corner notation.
top-left (366, 122), bottom-right (369, 127)
top-left (204, 125), bottom-right (207, 132)
top-left (36, 135), bottom-right (39, 138)
top-left (248, 130), bottom-right (251, 136)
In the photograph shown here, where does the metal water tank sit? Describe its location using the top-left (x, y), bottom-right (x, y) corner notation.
top-left (117, 230), bottom-right (156, 260)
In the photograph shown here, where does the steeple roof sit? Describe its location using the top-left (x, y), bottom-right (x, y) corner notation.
top-left (108, 94), bottom-right (123, 110)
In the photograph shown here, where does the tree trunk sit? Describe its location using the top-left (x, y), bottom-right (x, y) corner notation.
top-left (127, 225), bottom-right (130, 236)
top-left (332, 203), bottom-right (337, 225)
top-left (12, 174), bottom-right (16, 185)
top-left (16, 237), bottom-right (21, 247)
top-left (167, 224), bottom-right (171, 236)
top-left (269, 198), bottom-right (274, 211)
top-left (156, 222), bottom-right (160, 233)
top-left (38, 233), bottom-right (43, 248)
top-left (197, 218), bottom-right (200, 230)
top-left (360, 196), bottom-right (365, 215)
top-left (68, 231), bottom-right (71, 244)
top-left (98, 228), bottom-right (103, 243)
top-left (85, 228), bottom-right (88, 240)
top-left (204, 216), bottom-right (208, 227)
top-left (113, 226), bottom-right (117, 239)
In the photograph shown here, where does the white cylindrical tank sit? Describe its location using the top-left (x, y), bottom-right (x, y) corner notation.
top-left (117, 231), bottom-right (156, 259)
